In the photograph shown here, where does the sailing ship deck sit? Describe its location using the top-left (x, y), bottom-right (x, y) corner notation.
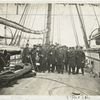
top-left (0, 71), bottom-right (100, 95)
top-left (0, 3), bottom-right (100, 96)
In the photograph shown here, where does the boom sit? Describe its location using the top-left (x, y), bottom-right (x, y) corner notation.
top-left (0, 17), bottom-right (44, 35)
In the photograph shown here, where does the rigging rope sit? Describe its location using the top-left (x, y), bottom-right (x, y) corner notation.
top-left (69, 5), bottom-right (80, 46)
top-left (75, 4), bottom-right (89, 48)
top-left (5, 3), bottom-right (8, 45)
top-left (27, 4), bottom-right (39, 43)
top-left (78, 5), bottom-right (87, 35)
top-left (23, 4), bottom-right (33, 46)
top-left (10, 4), bottom-right (28, 45)
top-left (22, 34), bottom-right (26, 47)
top-left (92, 6), bottom-right (100, 27)
top-left (20, 4), bottom-right (33, 46)
top-left (13, 15), bottom-right (27, 45)
top-left (16, 4), bottom-right (30, 46)
top-left (13, 4), bottom-right (29, 45)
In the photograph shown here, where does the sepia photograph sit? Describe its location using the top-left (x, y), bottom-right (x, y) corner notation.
top-left (0, 2), bottom-right (100, 97)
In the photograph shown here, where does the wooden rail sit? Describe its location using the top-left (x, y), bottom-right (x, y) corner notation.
top-left (86, 56), bottom-right (100, 62)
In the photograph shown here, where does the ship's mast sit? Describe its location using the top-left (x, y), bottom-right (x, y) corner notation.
top-left (45, 3), bottom-right (52, 45)
top-left (75, 4), bottom-right (89, 48)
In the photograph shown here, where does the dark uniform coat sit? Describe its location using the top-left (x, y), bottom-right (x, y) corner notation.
top-left (22, 47), bottom-right (30, 63)
top-left (56, 48), bottom-right (65, 66)
top-left (39, 47), bottom-right (47, 72)
top-left (68, 50), bottom-right (76, 66)
top-left (47, 48), bottom-right (56, 65)
top-left (76, 50), bottom-right (85, 68)
top-left (30, 48), bottom-right (37, 63)
top-left (63, 49), bottom-right (69, 65)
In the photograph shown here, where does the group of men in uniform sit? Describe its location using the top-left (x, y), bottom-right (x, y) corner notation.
top-left (22, 43), bottom-right (86, 75)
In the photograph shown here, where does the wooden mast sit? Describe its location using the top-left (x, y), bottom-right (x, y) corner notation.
top-left (45, 3), bottom-right (52, 45)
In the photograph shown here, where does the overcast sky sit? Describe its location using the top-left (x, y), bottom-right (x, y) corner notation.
top-left (0, 4), bottom-right (100, 47)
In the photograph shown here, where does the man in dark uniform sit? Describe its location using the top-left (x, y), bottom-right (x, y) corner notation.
top-left (39, 45), bottom-right (47, 73)
top-left (62, 46), bottom-right (69, 72)
top-left (47, 45), bottom-right (56, 73)
top-left (35, 46), bottom-right (41, 72)
top-left (30, 45), bottom-right (37, 71)
top-left (22, 43), bottom-right (30, 64)
top-left (68, 47), bottom-right (76, 75)
top-left (76, 46), bottom-right (85, 75)
top-left (56, 46), bottom-right (65, 74)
